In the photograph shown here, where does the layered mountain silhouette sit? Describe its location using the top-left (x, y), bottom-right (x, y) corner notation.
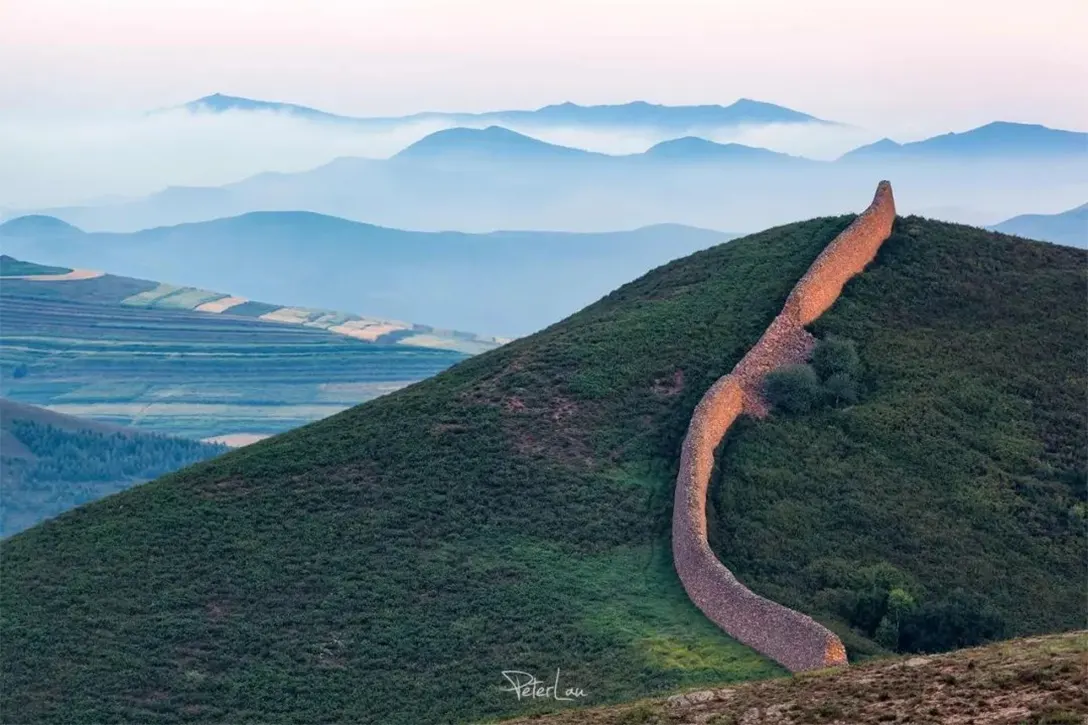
top-left (180, 93), bottom-right (833, 130)
top-left (11, 121), bottom-right (1084, 234)
top-left (392, 127), bottom-right (808, 165)
top-left (2, 212), bottom-right (1083, 724)
top-left (0, 212), bottom-right (732, 335)
top-left (988, 202), bottom-right (1088, 248)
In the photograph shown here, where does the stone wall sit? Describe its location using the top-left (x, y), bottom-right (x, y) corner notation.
top-left (672, 181), bottom-right (896, 673)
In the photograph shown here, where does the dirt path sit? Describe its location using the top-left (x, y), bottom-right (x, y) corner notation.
top-left (672, 181), bottom-right (897, 672)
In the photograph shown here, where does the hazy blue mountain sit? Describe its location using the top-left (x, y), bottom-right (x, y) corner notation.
top-left (987, 202), bottom-right (1088, 248)
top-left (479, 98), bottom-right (830, 128)
top-left (178, 94), bottom-right (833, 130)
top-left (3, 131), bottom-right (829, 232)
top-left (12, 187), bottom-right (237, 234)
top-left (179, 93), bottom-right (355, 122)
top-left (0, 212), bottom-right (733, 335)
top-left (11, 123), bottom-right (1086, 235)
top-left (393, 126), bottom-right (604, 161)
top-left (840, 122), bottom-right (1088, 160)
top-left (640, 137), bottom-right (811, 164)
top-left (0, 215), bottom-right (82, 239)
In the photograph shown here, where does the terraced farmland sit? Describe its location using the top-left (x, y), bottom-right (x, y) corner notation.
top-left (0, 270), bottom-right (472, 440)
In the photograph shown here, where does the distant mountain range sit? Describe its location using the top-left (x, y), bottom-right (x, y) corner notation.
top-left (7, 119), bottom-right (1084, 235)
top-left (988, 202), bottom-right (1088, 248)
top-left (0, 213), bottom-right (734, 335)
top-left (390, 125), bottom-right (815, 165)
top-left (180, 93), bottom-right (834, 131)
top-left (839, 122), bottom-right (1086, 161)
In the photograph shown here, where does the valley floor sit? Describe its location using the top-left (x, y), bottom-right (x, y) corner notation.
top-left (495, 631), bottom-right (1087, 725)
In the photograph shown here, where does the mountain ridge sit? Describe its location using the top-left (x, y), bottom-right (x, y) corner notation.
top-left (839, 121), bottom-right (1087, 160)
top-left (10, 120), bottom-right (1084, 235)
top-left (179, 93), bottom-right (833, 129)
top-left (988, 202), bottom-right (1088, 248)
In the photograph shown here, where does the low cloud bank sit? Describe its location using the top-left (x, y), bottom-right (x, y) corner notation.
top-left (0, 110), bottom-right (456, 209)
top-left (1, 109), bottom-right (879, 210)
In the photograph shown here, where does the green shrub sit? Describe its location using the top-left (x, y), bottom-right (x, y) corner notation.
top-left (764, 364), bottom-right (822, 414)
top-left (823, 372), bottom-right (859, 406)
top-left (900, 589), bottom-right (1007, 653)
top-left (812, 336), bottom-right (860, 380)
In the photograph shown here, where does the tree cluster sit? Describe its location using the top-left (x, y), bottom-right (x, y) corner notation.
top-left (763, 336), bottom-right (861, 414)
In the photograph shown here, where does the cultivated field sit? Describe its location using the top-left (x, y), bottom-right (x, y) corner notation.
top-left (0, 278), bottom-right (468, 439)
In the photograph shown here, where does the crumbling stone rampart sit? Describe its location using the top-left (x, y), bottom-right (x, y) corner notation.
top-left (672, 181), bottom-right (896, 672)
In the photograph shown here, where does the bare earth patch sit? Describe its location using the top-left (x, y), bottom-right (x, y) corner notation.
top-left (2, 268), bottom-right (104, 281)
top-left (259, 307), bottom-right (317, 325)
top-left (495, 631), bottom-right (1088, 725)
top-left (195, 295), bottom-right (248, 313)
top-left (329, 319), bottom-right (410, 341)
top-left (200, 433), bottom-right (270, 448)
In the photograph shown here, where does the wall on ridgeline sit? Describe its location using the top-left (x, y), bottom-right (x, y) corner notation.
top-left (673, 181), bottom-right (896, 673)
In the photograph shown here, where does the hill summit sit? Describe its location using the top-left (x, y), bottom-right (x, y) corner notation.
top-left (394, 125), bottom-right (599, 160)
top-left (2, 192), bottom-right (1084, 724)
top-left (0, 214), bottom-right (83, 237)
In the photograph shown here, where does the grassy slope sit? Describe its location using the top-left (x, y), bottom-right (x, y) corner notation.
top-left (0, 400), bottom-right (227, 536)
top-left (1, 398), bottom-right (131, 438)
top-left (498, 630), bottom-right (1088, 725)
top-left (0, 255), bottom-right (72, 276)
top-left (0, 216), bottom-right (848, 725)
top-left (710, 218), bottom-right (1087, 648)
top-left (1, 217), bottom-right (1084, 725)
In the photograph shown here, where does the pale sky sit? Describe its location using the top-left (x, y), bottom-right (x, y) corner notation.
top-left (2, 0), bottom-right (1086, 134)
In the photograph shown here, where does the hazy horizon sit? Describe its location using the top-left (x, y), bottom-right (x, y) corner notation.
top-left (2, 0), bottom-right (1085, 219)
top-left (3, 0), bottom-right (1085, 132)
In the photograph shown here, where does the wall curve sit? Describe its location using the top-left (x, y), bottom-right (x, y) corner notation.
top-left (673, 181), bottom-right (896, 673)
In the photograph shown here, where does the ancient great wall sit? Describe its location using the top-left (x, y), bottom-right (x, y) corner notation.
top-left (672, 181), bottom-right (896, 672)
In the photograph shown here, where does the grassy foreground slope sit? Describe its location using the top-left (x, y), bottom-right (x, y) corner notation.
top-left (499, 630), bottom-right (1088, 725)
top-left (2, 216), bottom-right (1085, 724)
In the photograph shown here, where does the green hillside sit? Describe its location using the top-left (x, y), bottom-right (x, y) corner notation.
top-left (2, 216), bottom-right (1084, 724)
top-left (0, 255), bottom-right (71, 276)
top-left (0, 399), bottom-right (228, 537)
top-left (711, 218), bottom-right (1086, 655)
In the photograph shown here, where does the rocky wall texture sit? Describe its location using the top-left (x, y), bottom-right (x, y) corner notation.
top-left (672, 181), bottom-right (896, 672)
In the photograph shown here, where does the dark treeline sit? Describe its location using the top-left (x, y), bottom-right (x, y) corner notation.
top-left (1, 421), bottom-right (227, 536)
